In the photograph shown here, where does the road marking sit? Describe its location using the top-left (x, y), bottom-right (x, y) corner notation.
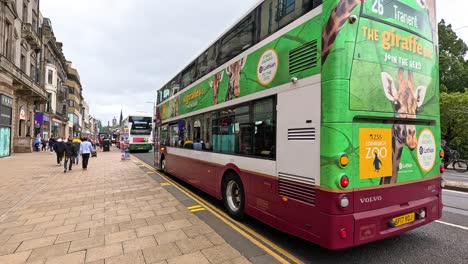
top-left (160, 182), bottom-right (171, 186)
top-left (436, 220), bottom-right (468, 231)
top-left (188, 205), bottom-right (206, 212)
top-left (146, 171), bottom-right (156, 174)
top-left (190, 208), bottom-right (206, 212)
top-left (443, 189), bottom-right (468, 195)
top-left (132, 155), bottom-right (303, 264)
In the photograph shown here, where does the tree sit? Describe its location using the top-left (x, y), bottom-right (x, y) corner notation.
top-left (440, 90), bottom-right (468, 158)
top-left (438, 19), bottom-right (468, 93)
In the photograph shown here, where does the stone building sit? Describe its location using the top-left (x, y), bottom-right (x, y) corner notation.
top-left (37, 16), bottom-right (68, 140)
top-left (0, 0), bottom-right (46, 156)
top-left (65, 61), bottom-right (83, 138)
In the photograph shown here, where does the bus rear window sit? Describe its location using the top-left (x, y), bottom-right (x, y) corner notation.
top-left (362, 0), bottom-right (435, 41)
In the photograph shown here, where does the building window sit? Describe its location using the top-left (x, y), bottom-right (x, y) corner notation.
top-left (279, 0), bottom-right (296, 18)
top-left (32, 11), bottom-right (37, 32)
top-left (4, 22), bottom-right (13, 61)
top-left (22, 3), bottom-right (28, 22)
top-left (48, 70), bottom-right (53, 84)
top-left (68, 87), bottom-right (74, 94)
top-left (46, 93), bottom-right (52, 113)
top-left (268, 2), bottom-right (273, 34)
top-left (30, 63), bottom-right (35, 79)
top-left (20, 54), bottom-right (26, 72)
top-left (69, 100), bottom-right (74, 107)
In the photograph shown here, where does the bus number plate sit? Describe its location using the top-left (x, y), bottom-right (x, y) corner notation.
top-left (392, 213), bottom-right (415, 227)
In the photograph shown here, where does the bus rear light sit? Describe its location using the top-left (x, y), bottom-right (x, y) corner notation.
top-left (416, 209), bottom-right (426, 219)
top-left (340, 154), bottom-right (349, 167)
top-left (339, 228), bottom-right (347, 239)
top-left (440, 165), bottom-right (445, 174)
top-left (282, 197), bottom-right (289, 202)
top-left (339, 195), bottom-right (349, 208)
top-left (340, 176), bottom-right (349, 189)
top-left (440, 150), bottom-right (445, 158)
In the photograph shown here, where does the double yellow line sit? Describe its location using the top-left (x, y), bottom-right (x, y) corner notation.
top-left (187, 204), bottom-right (206, 212)
top-left (131, 155), bottom-right (304, 264)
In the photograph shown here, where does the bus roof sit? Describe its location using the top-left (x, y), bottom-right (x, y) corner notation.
top-left (156, 0), bottom-right (263, 98)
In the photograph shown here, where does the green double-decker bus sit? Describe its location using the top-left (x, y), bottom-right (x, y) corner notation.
top-left (154, 0), bottom-right (441, 249)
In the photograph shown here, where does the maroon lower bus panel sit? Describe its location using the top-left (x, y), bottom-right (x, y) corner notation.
top-left (160, 151), bottom-right (442, 250)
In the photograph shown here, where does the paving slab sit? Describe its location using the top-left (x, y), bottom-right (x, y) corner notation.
top-left (0, 149), bottom-right (253, 264)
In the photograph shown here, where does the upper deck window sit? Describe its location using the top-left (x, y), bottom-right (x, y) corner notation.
top-left (157, 0), bottom-right (323, 105)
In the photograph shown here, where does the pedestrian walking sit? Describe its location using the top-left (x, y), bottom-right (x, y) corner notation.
top-left (41, 138), bottom-right (48, 151)
top-left (55, 138), bottom-right (65, 165)
top-left (34, 138), bottom-right (40, 152)
top-left (64, 138), bottom-right (74, 173)
top-left (49, 136), bottom-right (56, 153)
top-left (80, 137), bottom-right (94, 170)
top-left (72, 138), bottom-right (82, 164)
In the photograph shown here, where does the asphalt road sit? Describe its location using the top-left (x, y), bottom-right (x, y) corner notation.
top-left (134, 152), bottom-right (468, 264)
top-left (444, 169), bottom-right (468, 183)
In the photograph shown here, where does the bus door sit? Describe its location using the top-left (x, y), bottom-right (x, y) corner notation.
top-left (276, 85), bottom-right (321, 227)
top-left (155, 125), bottom-right (168, 169)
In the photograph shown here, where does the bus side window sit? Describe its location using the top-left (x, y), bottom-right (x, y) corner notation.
top-left (253, 98), bottom-right (276, 159)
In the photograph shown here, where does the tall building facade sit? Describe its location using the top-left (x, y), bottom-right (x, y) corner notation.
top-left (0, 0), bottom-right (46, 156)
top-left (36, 16), bottom-right (68, 140)
top-left (65, 61), bottom-right (82, 138)
top-left (0, 1), bottom-right (93, 157)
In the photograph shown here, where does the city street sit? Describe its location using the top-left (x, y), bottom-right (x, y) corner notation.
top-left (444, 170), bottom-right (468, 183)
top-left (134, 152), bottom-right (468, 264)
top-left (0, 149), bottom-right (251, 264)
top-left (0, 148), bottom-right (467, 264)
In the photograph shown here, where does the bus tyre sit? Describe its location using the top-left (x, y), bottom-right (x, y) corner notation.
top-left (223, 172), bottom-right (245, 220)
top-left (160, 156), bottom-right (167, 173)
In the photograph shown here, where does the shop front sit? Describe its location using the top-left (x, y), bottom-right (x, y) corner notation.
top-left (51, 118), bottom-right (62, 138)
top-left (34, 113), bottom-right (50, 139)
top-left (13, 105), bottom-right (34, 153)
top-left (0, 95), bottom-right (13, 158)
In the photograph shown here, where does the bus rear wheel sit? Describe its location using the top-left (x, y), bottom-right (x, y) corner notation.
top-left (223, 172), bottom-right (245, 220)
top-left (160, 156), bottom-right (167, 173)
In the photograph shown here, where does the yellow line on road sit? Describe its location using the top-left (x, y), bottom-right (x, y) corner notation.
top-left (187, 205), bottom-right (202, 210)
top-left (190, 208), bottom-right (206, 212)
top-left (160, 182), bottom-right (171, 186)
top-left (146, 171), bottom-right (156, 174)
top-left (131, 155), bottom-right (303, 264)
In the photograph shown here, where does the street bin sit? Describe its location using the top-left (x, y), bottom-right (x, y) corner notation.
top-left (103, 139), bottom-right (110, 152)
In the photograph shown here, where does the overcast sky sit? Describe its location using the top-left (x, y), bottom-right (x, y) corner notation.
top-left (40, 0), bottom-right (468, 124)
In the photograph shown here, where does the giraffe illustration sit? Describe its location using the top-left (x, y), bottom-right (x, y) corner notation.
top-left (380, 69), bottom-right (427, 184)
top-left (209, 71), bottom-right (224, 105)
top-left (225, 58), bottom-right (246, 102)
top-left (322, 0), bottom-right (366, 65)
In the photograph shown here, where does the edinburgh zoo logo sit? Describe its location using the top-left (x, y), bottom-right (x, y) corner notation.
top-left (417, 129), bottom-right (436, 172)
top-left (257, 49), bottom-right (279, 86)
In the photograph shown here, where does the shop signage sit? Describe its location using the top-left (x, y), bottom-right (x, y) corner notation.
top-left (1, 95), bottom-right (13, 107)
top-left (0, 95), bottom-right (13, 126)
top-left (19, 107), bottom-right (26, 120)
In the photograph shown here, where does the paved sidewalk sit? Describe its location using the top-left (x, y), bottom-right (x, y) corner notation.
top-left (0, 149), bottom-right (250, 264)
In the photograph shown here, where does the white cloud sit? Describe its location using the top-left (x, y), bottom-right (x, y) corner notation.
top-left (437, 0), bottom-right (468, 43)
top-left (40, 0), bottom-right (254, 123)
top-left (40, 0), bottom-right (468, 124)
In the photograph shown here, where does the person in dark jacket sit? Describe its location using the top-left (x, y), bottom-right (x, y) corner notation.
top-left (49, 137), bottom-right (56, 152)
top-left (54, 138), bottom-right (65, 165)
top-left (64, 138), bottom-right (75, 173)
